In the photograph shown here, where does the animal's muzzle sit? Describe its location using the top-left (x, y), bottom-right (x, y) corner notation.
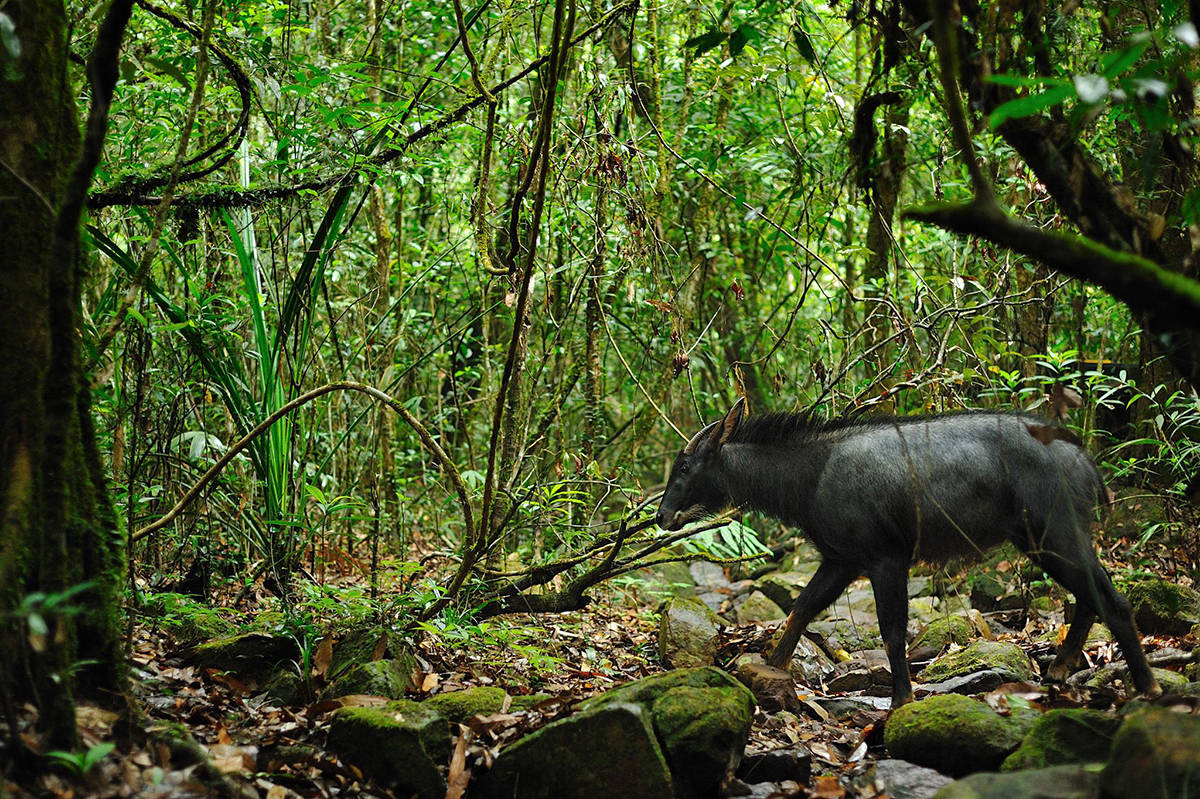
top-left (656, 509), bottom-right (684, 530)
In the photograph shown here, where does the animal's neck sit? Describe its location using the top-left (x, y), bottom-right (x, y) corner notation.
top-left (720, 440), bottom-right (827, 526)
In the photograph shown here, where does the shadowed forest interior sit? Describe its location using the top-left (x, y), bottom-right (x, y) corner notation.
top-left (4, 0), bottom-right (1200, 796)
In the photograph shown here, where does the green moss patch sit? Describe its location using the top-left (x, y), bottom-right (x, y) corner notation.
top-left (884, 694), bottom-right (1029, 776)
top-left (919, 639), bottom-right (1033, 683)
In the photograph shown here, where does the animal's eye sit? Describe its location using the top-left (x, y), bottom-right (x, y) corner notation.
top-left (679, 463), bottom-right (690, 474)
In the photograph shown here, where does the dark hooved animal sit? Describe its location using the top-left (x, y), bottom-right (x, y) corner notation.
top-left (656, 399), bottom-right (1159, 707)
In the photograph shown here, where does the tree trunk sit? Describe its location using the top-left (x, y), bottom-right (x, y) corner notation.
top-left (0, 0), bottom-right (126, 751)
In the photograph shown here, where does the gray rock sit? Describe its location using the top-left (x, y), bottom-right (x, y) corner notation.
top-left (811, 695), bottom-right (893, 719)
top-left (855, 759), bottom-right (954, 799)
top-left (659, 596), bottom-right (722, 668)
top-left (785, 635), bottom-right (837, 685)
top-left (918, 668), bottom-right (1025, 697)
top-left (827, 666), bottom-right (874, 693)
top-left (474, 702), bottom-right (674, 799)
top-left (933, 763), bottom-right (1101, 799)
top-left (696, 590), bottom-right (727, 614)
top-left (1066, 664), bottom-right (1187, 694)
top-left (736, 591), bottom-right (787, 624)
top-left (690, 561), bottom-right (729, 591)
top-left (809, 618), bottom-right (883, 653)
top-left (736, 746), bottom-right (812, 784)
top-left (757, 572), bottom-right (809, 610)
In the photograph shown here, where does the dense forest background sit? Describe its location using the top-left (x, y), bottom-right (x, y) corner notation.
top-left (5, 0), bottom-right (1200, 795)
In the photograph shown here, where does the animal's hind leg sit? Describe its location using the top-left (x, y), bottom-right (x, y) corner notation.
top-left (1030, 533), bottom-right (1160, 697)
top-left (868, 558), bottom-right (914, 708)
top-left (1045, 605), bottom-right (1096, 683)
top-left (766, 559), bottom-right (859, 670)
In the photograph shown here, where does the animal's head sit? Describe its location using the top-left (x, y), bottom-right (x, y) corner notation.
top-left (656, 399), bottom-right (746, 530)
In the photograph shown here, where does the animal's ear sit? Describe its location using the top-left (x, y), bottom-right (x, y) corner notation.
top-left (683, 420), bottom-right (720, 455)
top-left (715, 397), bottom-right (747, 449)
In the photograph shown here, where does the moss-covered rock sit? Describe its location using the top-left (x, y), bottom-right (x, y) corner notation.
top-left (640, 559), bottom-right (699, 600)
top-left (1102, 705), bottom-right (1200, 799)
top-left (1072, 664), bottom-right (1187, 694)
top-left (264, 669), bottom-right (306, 705)
top-left (757, 572), bottom-right (809, 610)
top-left (934, 763), bottom-right (1102, 799)
top-left (884, 694), bottom-right (1030, 776)
top-left (185, 632), bottom-right (300, 680)
top-left (809, 618), bottom-right (884, 653)
top-left (326, 700), bottom-right (449, 798)
top-left (425, 686), bottom-right (508, 722)
top-left (322, 658), bottom-right (415, 700)
top-left (584, 667), bottom-right (755, 798)
top-left (509, 693), bottom-right (553, 711)
top-left (1123, 578), bottom-right (1200, 636)
top-left (659, 596), bottom-right (722, 668)
top-left (912, 615), bottom-right (975, 654)
top-left (474, 702), bottom-right (674, 799)
top-left (142, 593), bottom-right (229, 644)
top-left (969, 573), bottom-right (1026, 613)
top-left (651, 684), bottom-right (754, 796)
top-left (327, 627), bottom-right (403, 678)
top-left (735, 591), bottom-right (786, 624)
top-left (1000, 709), bottom-right (1120, 772)
top-left (919, 640), bottom-right (1033, 684)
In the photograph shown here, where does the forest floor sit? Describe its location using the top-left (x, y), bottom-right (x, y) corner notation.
top-left (7, 494), bottom-right (1200, 798)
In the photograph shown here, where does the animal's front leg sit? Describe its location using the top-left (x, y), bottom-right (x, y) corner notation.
top-left (766, 559), bottom-right (859, 669)
top-left (868, 559), bottom-right (914, 708)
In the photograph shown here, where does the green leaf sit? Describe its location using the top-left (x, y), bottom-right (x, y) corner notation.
top-left (791, 24), bottom-right (816, 63)
top-left (730, 24), bottom-right (760, 57)
top-left (986, 73), bottom-right (1058, 89)
top-left (988, 83), bottom-right (1076, 128)
top-left (685, 28), bottom-right (727, 57)
top-left (83, 743), bottom-right (116, 771)
top-left (145, 56), bottom-right (192, 90)
top-left (1099, 37), bottom-right (1151, 79)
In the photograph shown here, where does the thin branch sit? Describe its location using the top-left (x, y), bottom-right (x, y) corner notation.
top-left (131, 382), bottom-right (472, 544)
top-left (88, 1), bottom-right (635, 210)
top-left (90, 0), bottom-right (217, 364)
top-left (929, 0), bottom-right (993, 202)
top-left (905, 200), bottom-right (1200, 328)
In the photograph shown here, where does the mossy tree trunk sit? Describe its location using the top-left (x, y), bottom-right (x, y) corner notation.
top-left (0, 0), bottom-right (127, 750)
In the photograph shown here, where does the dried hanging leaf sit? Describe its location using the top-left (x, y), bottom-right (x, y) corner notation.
top-left (313, 637), bottom-right (334, 677)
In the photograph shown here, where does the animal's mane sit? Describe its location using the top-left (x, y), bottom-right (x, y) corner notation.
top-left (725, 409), bottom-right (1031, 447)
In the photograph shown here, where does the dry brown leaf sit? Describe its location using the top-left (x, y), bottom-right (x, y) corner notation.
top-left (420, 672), bottom-right (440, 692)
top-left (264, 782), bottom-right (289, 799)
top-left (313, 637), bottom-right (334, 677)
top-left (445, 726), bottom-right (471, 799)
top-left (811, 774), bottom-right (845, 798)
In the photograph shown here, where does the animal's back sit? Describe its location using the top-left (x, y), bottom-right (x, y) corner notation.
top-left (805, 413), bottom-right (1100, 564)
